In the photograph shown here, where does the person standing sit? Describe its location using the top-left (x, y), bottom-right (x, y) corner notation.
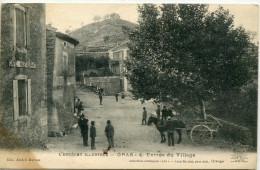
top-left (156, 105), bottom-right (161, 119)
top-left (75, 99), bottom-right (80, 115)
top-left (121, 93), bottom-right (125, 104)
top-left (166, 116), bottom-right (175, 146)
top-left (98, 90), bottom-right (103, 105)
top-left (77, 102), bottom-right (84, 116)
top-left (105, 120), bottom-right (114, 148)
top-left (90, 121), bottom-right (96, 150)
top-left (115, 92), bottom-right (119, 102)
top-left (142, 107), bottom-right (147, 125)
top-left (78, 114), bottom-right (89, 146)
top-left (162, 106), bottom-right (168, 121)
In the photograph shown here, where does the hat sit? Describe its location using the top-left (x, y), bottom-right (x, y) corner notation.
top-left (91, 121), bottom-right (95, 125)
top-left (107, 120), bottom-right (111, 124)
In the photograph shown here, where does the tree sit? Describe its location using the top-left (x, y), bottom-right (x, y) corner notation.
top-left (65, 29), bottom-right (71, 34)
top-left (110, 13), bottom-right (120, 20)
top-left (103, 35), bottom-right (110, 44)
top-left (103, 14), bottom-right (110, 20)
top-left (126, 4), bottom-right (252, 119)
top-left (93, 15), bottom-right (101, 22)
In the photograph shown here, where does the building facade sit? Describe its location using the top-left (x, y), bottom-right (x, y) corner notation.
top-left (108, 41), bottom-right (132, 92)
top-left (46, 25), bottom-right (79, 136)
top-left (0, 4), bottom-right (47, 148)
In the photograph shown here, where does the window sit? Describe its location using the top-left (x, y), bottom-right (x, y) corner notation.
top-left (63, 53), bottom-right (68, 72)
top-left (113, 51), bottom-right (123, 60)
top-left (13, 4), bottom-right (29, 50)
top-left (13, 75), bottom-right (31, 120)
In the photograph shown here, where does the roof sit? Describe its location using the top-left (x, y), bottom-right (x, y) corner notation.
top-left (56, 32), bottom-right (79, 46)
top-left (109, 41), bottom-right (130, 52)
top-left (46, 25), bottom-right (79, 46)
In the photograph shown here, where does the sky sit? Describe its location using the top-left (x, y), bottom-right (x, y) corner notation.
top-left (46, 4), bottom-right (259, 42)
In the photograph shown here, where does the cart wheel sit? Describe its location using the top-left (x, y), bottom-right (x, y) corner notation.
top-left (190, 125), bottom-right (212, 145)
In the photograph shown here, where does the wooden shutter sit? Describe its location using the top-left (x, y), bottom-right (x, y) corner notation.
top-left (13, 80), bottom-right (19, 121)
top-left (27, 79), bottom-right (31, 115)
top-left (15, 8), bottom-right (25, 47)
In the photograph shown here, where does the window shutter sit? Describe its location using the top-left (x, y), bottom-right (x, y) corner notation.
top-left (27, 79), bottom-right (31, 115)
top-left (15, 8), bottom-right (25, 47)
top-left (13, 80), bottom-right (19, 121)
top-left (25, 9), bottom-right (30, 49)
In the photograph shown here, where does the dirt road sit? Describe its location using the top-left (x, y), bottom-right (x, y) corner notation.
top-left (46, 89), bottom-right (240, 154)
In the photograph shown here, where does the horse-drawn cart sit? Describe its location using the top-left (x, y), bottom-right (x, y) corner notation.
top-left (149, 113), bottom-right (222, 145)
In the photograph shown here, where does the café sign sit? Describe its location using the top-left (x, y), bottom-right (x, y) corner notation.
top-left (9, 60), bottom-right (36, 69)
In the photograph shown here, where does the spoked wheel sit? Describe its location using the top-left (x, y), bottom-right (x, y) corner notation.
top-left (190, 125), bottom-right (212, 145)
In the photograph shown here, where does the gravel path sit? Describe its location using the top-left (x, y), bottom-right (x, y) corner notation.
top-left (46, 89), bottom-right (237, 154)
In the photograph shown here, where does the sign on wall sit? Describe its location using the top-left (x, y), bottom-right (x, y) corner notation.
top-left (9, 60), bottom-right (36, 69)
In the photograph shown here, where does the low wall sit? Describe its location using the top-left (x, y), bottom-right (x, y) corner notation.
top-left (84, 76), bottom-right (122, 95)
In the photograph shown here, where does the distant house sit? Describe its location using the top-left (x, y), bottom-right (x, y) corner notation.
top-left (108, 41), bottom-right (132, 92)
top-left (0, 4), bottom-right (47, 147)
top-left (46, 25), bottom-right (79, 136)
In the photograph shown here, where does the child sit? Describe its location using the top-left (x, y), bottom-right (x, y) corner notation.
top-left (90, 121), bottom-right (96, 150)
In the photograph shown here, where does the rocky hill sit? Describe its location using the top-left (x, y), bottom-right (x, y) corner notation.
top-left (69, 19), bottom-right (138, 52)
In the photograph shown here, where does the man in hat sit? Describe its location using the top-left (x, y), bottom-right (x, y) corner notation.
top-left (98, 89), bottom-right (103, 105)
top-left (166, 116), bottom-right (175, 146)
top-left (90, 121), bottom-right (96, 150)
top-left (105, 120), bottom-right (114, 148)
top-left (162, 106), bottom-right (168, 121)
top-left (78, 114), bottom-right (89, 146)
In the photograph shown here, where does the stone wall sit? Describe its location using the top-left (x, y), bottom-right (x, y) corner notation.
top-left (0, 4), bottom-right (47, 148)
top-left (84, 76), bottom-right (122, 95)
top-left (46, 29), bottom-right (77, 136)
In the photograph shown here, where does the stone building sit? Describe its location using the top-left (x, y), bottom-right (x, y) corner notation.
top-left (46, 25), bottom-right (79, 136)
top-left (0, 4), bottom-right (47, 147)
top-left (108, 41), bottom-right (132, 92)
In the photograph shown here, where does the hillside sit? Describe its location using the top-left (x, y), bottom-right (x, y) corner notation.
top-left (69, 19), bottom-right (138, 52)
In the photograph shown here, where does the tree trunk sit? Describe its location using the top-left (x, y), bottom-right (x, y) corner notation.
top-left (199, 98), bottom-right (207, 120)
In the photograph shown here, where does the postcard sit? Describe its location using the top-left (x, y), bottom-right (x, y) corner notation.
top-left (0, 2), bottom-right (258, 169)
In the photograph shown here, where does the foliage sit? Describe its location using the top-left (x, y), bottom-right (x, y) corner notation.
top-left (76, 55), bottom-right (112, 80)
top-left (93, 15), bottom-right (101, 22)
top-left (126, 4), bottom-right (254, 118)
top-left (110, 13), bottom-right (120, 19)
top-left (103, 35), bottom-right (110, 43)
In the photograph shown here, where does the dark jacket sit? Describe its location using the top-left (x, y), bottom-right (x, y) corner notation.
top-left (90, 125), bottom-right (96, 138)
top-left (78, 118), bottom-right (88, 134)
top-left (105, 124), bottom-right (114, 138)
top-left (143, 110), bottom-right (147, 118)
top-left (162, 109), bottom-right (167, 117)
top-left (166, 120), bottom-right (175, 132)
top-left (78, 104), bottom-right (83, 112)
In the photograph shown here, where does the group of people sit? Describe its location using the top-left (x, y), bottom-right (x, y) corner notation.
top-left (78, 114), bottom-right (115, 149)
top-left (115, 92), bottom-right (125, 103)
top-left (99, 89), bottom-right (126, 105)
top-left (157, 105), bottom-right (175, 120)
top-left (157, 105), bottom-right (180, 146)
top-left (75, 98), bottom-right (84, 116)
top-left (142, 105), bottom-right (180, 146)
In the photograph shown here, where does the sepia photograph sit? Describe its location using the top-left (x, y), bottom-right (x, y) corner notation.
top-left (0, 1), bottom-right (258, 169)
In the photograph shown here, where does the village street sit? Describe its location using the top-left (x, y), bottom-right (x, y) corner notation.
top-left (46, 87), bottom-right (243, 155)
